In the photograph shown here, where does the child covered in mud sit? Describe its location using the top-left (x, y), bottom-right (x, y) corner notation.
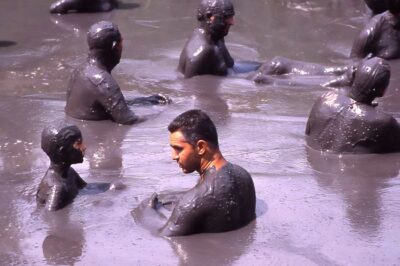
top-left (37, 122), bottom-right (122, 211)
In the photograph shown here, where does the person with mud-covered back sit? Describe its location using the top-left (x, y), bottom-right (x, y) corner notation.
top-left (306, 57), bottom-right (400, 153)
top-left (50, 0), bottom-right (117, 14)
top-left (351, 0), bottom-right (400, 59)
top-left (147, 110), bottom-right (256, 236)
top-left (37, 123), bottom-right (122, 211)
top-left (178, 0), bottom-right (260, 78)
top-left (65, 21), bottom-right (170, 125)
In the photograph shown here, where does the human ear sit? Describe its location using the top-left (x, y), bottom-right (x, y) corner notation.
top-left (196, 140), bottom-right (207, 156)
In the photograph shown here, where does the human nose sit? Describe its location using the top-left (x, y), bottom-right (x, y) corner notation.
top-left (171, 150), bottom-right (179, 161)
top-left (81, 144), bottom-right (87, 153)
top-left (226, 16), bottom-right (234, 25)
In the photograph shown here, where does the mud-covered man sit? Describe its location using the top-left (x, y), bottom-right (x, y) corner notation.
top-left (147, 110), bottom-right (256, 236)
top-left (306, 57), bottom-right (400, 153)
top-left (50, 0), bottom-right (117, 14)
top-left (178, 0), bottom-right (260, 78)
top-left (65, 21), bottom-right (169, 125)
top-left (351, 0), bottom-right (400, 59)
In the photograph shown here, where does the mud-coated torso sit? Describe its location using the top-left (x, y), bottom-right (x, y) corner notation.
top-left (161, 162), bottom-right (256, 236)
top-left (351, 12), bottom-right (400, 59)
top-left (65, 60), bottom-right (139, 124)
top-left (178, 28), bottom-right (234, 78)
top-left (306, 91), bottom-right (400, 153)
top-left (36, 167), bottom-right (87, 211)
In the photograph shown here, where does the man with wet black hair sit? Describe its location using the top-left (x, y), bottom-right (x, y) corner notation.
top-left (50, 0), bottom-right (117, 14)
top-left (65, 21), bottom-right (170, 125)
top-left (147, 109), bottom-right (256, 236)
top-left (178, 0), bottom-right (260, 78)
top-left (306, 57), bottom-right (400, 153)
top-left (351, 0), bottom-right (400, 59)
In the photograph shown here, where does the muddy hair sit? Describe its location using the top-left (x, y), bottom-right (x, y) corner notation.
top-left (87, 21), bottom-right (121, 51)
top-left (168, 109), bottom-right (219, 148)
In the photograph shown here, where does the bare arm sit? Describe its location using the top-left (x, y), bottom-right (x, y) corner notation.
top-left (96, 78), bottom-right (143, 125)
top-left (350, 16), bottom-right (382, 59)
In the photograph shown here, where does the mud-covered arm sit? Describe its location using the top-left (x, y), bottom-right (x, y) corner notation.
top-left (50, 0), bottom-right (78, 14)
top-left (160, 191), bottom-right (210, 237)
top-left (96, 78), bottom-right (142, 125)
top-left (350, 16), bottom-right (382, 59)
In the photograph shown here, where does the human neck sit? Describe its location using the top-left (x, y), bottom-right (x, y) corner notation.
top-left (88, 51), bottom-right (116, 72)
top-left (198, 150), bottom-right (227, 180)
top-left (50, 161), bottom-right (70, 175)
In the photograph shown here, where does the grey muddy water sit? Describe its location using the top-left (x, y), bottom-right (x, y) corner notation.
top-left (1, 0), bottom-right (400, 265)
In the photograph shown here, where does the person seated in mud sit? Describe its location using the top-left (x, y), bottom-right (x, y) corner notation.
top-left (351, 0), bottom-right (400, 59)
top-left (253, 56), bottom-right (356, 87)
top-left (364, 0), bottom-right (388, 16)
top-left (145, 109), bottom-right (256, 236)
top-left (178, 0), bottom-right (261, 78)
top-left (50, 0), bottom-right (117, 14)
top-left (65, 21), bottom-right (170, 125)
top-left (37, 123), bottom-right (122, 211)
top-left (305, 57), bottom-right (400, 153)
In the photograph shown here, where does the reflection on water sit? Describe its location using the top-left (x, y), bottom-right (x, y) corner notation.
top-left (1, 0), bottom-right (400, 265)
top-left (41, 209), bottom-right (85, 265)
top-left (307, 147), bottom-right (400, 237)
top-left (168, 222), bottom-right (256, 266)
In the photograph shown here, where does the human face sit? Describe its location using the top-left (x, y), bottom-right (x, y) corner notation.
top-left (68, 138), bottom-right (86, 164)
top-left (169, 131), bottom-right (201, 174)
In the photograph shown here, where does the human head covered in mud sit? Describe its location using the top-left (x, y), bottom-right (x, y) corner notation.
top-left (197, 0), bottom-right (235, 40)
top-left (41, 123), bottom-right (86, 166)
top-left (37, 123), bottom-right (87, 211)
top-left (87, 20), bottom-right (123, 71)
top-left (349, 57), bottom-right (390, 104)
top-left (388, 0), bottom-right (400, 14)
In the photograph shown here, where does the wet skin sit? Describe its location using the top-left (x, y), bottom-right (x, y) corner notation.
top-left (65, 22), bottom-right (170, 125)
top-left (351, 11), bottom-right (400, 59)
top-left (37, 126), bottom-right (88, 211)
top-left (37, 125), bottom-right (119, 211)
top-left (145, 130), bottom-right (256, 236)
top-left (50, 0), bottom-right (117, 14)
top-left (178, 16), bottom-right (235, 78)
top-left (305, 90), bottom-right (400, 153)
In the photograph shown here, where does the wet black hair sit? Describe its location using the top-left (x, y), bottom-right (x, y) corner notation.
top-left (197, 0), bottom-right (235, 21)
top-left (168, 109), bottom-right (219, 148)
top-left (87, 21), bottom-right (121, 51)
top-left (388, 0), bottom-right (400, 14)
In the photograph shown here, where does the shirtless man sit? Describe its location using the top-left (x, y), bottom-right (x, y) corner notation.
top-left (178, 0), bottom-right (260, 78)
top-left (305, 57), bottom-right (400, 153)
top-left (351, 0), bottom-right (400, 59)
top-left (147, 110), bottom-right (256, 236)
top-left (50, 0), bottom-right (117, 14)
top-left (65, 21), bottom-right (169, 125)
